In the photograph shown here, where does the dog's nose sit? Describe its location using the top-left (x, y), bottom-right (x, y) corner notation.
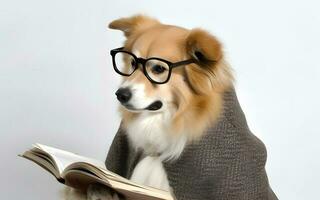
top-left (115, 88), bottom-right (132, 104)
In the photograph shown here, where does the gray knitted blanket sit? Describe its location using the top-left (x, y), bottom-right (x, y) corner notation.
top-left (105, 88), bottom-right (278, 200)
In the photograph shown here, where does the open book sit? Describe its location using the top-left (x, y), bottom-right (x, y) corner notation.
top-left (20, 144), bottom-right (173, 200)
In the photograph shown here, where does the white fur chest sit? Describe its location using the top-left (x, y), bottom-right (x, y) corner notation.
top-left (125, 112), bottom-right (187, 160)
top-left (125, 112), bottom-right (187, 191)
top-left (130, 156), bottom-right (170, 191)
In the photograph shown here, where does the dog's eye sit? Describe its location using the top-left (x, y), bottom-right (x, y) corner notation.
top-left (151, 64), bottom-right (166, 74)
top-left (130, 59), bottom-right (136, 67)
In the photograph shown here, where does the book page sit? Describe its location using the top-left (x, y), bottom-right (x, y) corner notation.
top-left (21, 151), bottom-right (61, 178)
top-left (34, 144), bottom-right (106, 173)
top-left (63, 170), bottom-right (173, 200)
top-left (64, 162), bottom-right (173, 200)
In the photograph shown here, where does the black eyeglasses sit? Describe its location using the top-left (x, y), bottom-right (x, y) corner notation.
top-left (110, 47), bottom-right (198, 84)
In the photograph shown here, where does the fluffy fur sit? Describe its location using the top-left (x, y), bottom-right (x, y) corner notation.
top-left (64, 15), bottom-right (233, 199)
top-left (130, 156), bottom-right (170, 191)
top-left (114, 14), bottom-right (233, 194)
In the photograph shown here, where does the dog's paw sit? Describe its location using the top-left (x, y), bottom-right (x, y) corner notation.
top-left (62, 187), bottom-right (87, 200)
top-left (87, 184), bottom-right (122, 200)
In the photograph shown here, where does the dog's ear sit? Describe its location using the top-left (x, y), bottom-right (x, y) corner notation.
top-left (108, 15), bottom-right (159, 37)
top-left (186, 28), bottom-right (222, 65)
top-left (185, 29), bottom-right (233, 93)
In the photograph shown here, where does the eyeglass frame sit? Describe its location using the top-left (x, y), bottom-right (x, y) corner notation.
top-left (110, 47), bottom-right (199, 84)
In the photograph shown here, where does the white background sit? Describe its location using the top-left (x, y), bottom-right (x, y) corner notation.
top-left (1, 0), bottom-right (319, 199)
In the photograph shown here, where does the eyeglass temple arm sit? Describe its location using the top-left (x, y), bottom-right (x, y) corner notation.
top-left (171, 58), bottom-right (218, 68)
top-left (171, 59), bottom-right (198, 68)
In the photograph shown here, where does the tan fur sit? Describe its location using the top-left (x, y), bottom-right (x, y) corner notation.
top-left (109, 15), bottom-right (160, 37)
top-left (109, 15), bottom-right (234, 140)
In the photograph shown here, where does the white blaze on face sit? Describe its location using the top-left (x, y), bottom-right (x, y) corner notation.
top-left (120, 80), bottom-right (155, 110)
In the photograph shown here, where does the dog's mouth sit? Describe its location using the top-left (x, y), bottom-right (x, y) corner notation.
top-left (145, 101), bottom-right (163, 110)
top-left (122, 100), bottom-right (163, 112)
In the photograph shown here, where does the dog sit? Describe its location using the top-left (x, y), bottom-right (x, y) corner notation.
top-left (64, 14), bottom-right (233, 200)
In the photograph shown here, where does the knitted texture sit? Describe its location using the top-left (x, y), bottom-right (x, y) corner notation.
top-left (105, 89), bottom-right (278, 200)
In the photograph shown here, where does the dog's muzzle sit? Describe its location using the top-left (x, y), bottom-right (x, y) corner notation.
top-left (115, 87), bottom-right (163, 111)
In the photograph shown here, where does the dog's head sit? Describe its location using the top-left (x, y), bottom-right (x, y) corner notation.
top-left (109, 15), bottom-right (233, 131)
